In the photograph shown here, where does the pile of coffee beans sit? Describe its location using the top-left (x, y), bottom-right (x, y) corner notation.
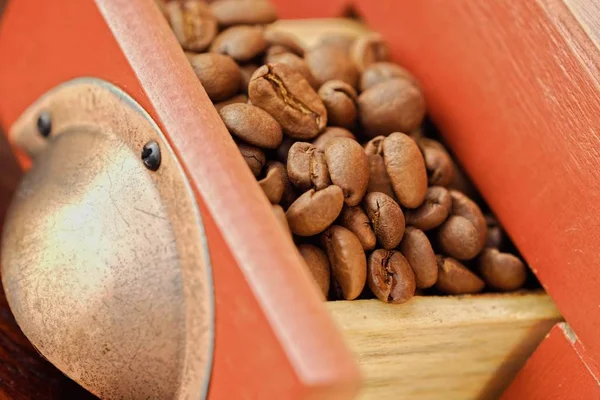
top-left (161, 0), bottom-right (529, 303)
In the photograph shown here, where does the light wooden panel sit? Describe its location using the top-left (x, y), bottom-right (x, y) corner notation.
top-left (328, 293), bottom-right (561, 400)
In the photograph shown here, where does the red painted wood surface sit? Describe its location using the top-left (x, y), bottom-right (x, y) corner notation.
top-left (502, 323), bottom-right (600, 400)
top-left (274, 0), bottom-right (600, 395)
top-left (0, 1), bottom-right (360, 399)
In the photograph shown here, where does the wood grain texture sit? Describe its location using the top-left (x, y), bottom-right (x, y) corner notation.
top-left (328, 293), bottom-right (561, 400)
top-left (502, 323), bottom-right (600, 400)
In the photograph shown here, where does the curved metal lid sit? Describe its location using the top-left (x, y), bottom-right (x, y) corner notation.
top-left (2, 79), bottom-right (213, 399)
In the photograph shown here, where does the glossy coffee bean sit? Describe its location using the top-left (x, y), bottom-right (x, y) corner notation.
top-left (359, 62), bottom-right (417, 92)
top-left (358, 79), bottom-right (426, 137)
top-left (350, 33), bottom-right (389, 72)
top-left (258, 161), bottom-right (286, 204)
top-left (368, 249), bottom-right (415, 304)
top-left (264, 52), bottom-right (318, 89)
top-left (399, 227), bottom-right (438, 288)
top-left (237, 142), bottom-right (265, 177)
top-left (363, 192), bottom-right (405, 249)
top-left (419, 138), bottom-right (454, 186)
top-left (312, 127), bottom-right (356, 151)
top-left (249, 63), bottom-right (327, 139)
top-left (166, 1), bottom-right (217, 52)
top-left (264, 27), bottom-right (305, 56)
top-left (338, 206), bottom-right (376, 251)
top-left (321, 225), bottom-right (367, 300)
top-left (214, 94), bottom-right (248, 112)
top-left (305, 45), bottom-right (359, 88)
top-left (477, 248), bottom-right (526, 291)
top-left (286, 186), bottom-right (344, 236)
top-left (219, 103), bottom-right (283, 149)
top-left (287, 142), bottom-right (330, 191)
top-left (364, 136), bottom-right (396, 199)
top-left (325, 138), bottom-right (369, 206)
top-left (435, 256), bottom-right (485, 295)
top-left (437, 216), bottom-right (481, 260)
top-left (450, 190), bottom-right (487, 251)
top-left (318, 80), bottom-right (358, 128)
top-left (382, 132), bottom-right (428, 208)
top-left (210, 0), bottom-right (277, 27)
top-left (239, 64), bottom-right (258, 94)
top-left (485, 215), bottom-right (504, 249)
top-left (210, 25), bottom-right (267, 62)
top-left (187, 53), bottom-right (241, 102)
top-left (298, 244), bottom-right (331, 300)
top-left (405, 186), bottom-right (452, 231)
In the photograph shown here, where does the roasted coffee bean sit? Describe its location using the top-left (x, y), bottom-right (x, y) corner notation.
top-left (358, 79), bottom-right (426, 137)
top-left (318, 80), bottom-right (358, 128)
top-left (297, 244), bottom-right (331, 300)
top-left (305, 45), bottom-right (359, 88)
top-left (264, 27), bottom-right (305, 56)
top-left (321, 225), bottom-right (367, 300)
top-left (272, 204), bottom-right (291, 235)
top-left (275, 136), bottom-right (295, 164)
top-left (286, 186), bottom-right (344, 236)
top-left (368, 249), bottom-right (415, 304)
top-left (166, 1), bottom-right (218, 52)
top-left (258, 161), bottom-right (286, 204)
top-left (214, 94), bottom-right (248, 112)
top-left (478, 248), bottom-right (526, 291)
top-left (437, 216), bottom-right (481, 260)
top-left (287, 142), bottom-right (330, 191)
top-left (239, 64), bottom-right (258, 94)
top-left (312, 127), bottom-right (356, 151)
top-left (485, 215), bottom-right (504, 249)
top-left (405, 186), bottom-right (451, 231)
top-left (210, 0), bottom-right (276, 27)
top-left (419, 138), bottom-right (454, 186)
top-left (364, 192), bottom-right (405, 249)
top-left (338, 206), bottom-right (376, 251)
top-left (210, 25), bottom-right (267, 62)
top-left (364, 136), bottom-right (396, 199)
top-left (449, 190), bottom-right (487, 251)
top-left (219, 103), bottom-right (283, 149)
top-left (435, 255), bottom-right (485, 294)
top-left (187, 53), bottom-right (241, 102)
top-left (237, 142), bottom-right (265, 177)
top-left (399, 227), bottom-right (438, 288)
top-left (382, 132), bottom-right (428, 208)
top-left (264, 52), bottom-right (318, 89)
top-left (359, 62), bottom-right (417, 92)
top-left (249, 63), bottom-right (327, 139)
top-left (350, 33), bottom-right (389, 72)
top-left (325, 138), bottom-right (369, 206)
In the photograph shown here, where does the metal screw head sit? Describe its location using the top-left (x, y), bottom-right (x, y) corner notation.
top-left (37, 111), bottom-right (52, 138)
top-left (141, 141), bottom-right (161, 171)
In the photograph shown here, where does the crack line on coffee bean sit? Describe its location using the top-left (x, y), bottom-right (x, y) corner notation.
top-left (264, 67), bottom-right (321, 125)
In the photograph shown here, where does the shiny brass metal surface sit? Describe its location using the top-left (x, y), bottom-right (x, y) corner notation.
top-left (2, 79), bottom-right (213, 399)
